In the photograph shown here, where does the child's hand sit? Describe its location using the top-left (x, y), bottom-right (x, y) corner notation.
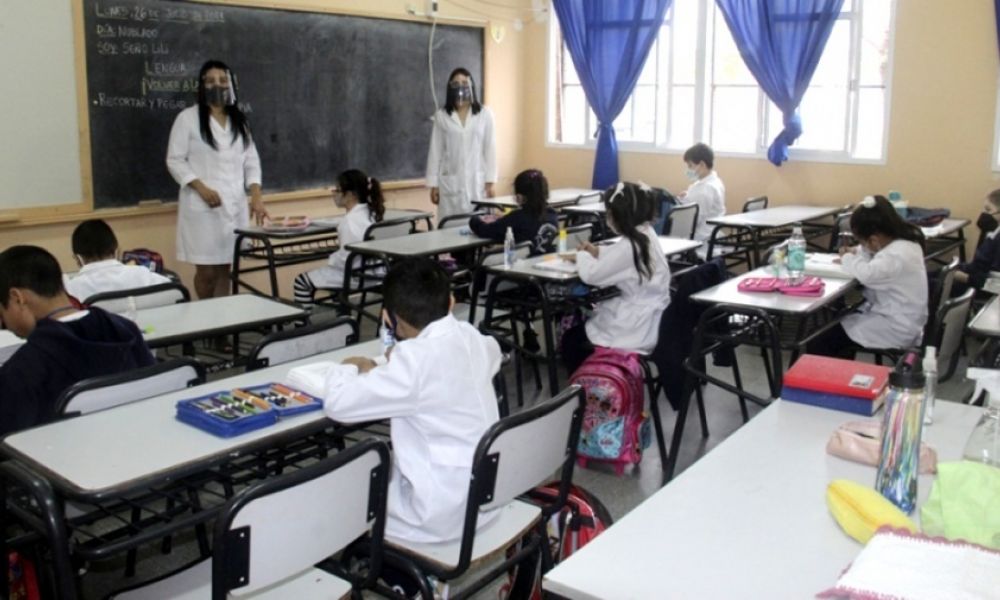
top-left (342, 356), bottom-right (378, 373)
top-left (838, 245), bottom-right (856, 257)
top-left (578, 241), bottom-right (599, 258)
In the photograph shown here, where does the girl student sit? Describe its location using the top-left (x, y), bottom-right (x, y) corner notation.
top-left (469, 168), bottom-right (559, 256)
top-left (293, 169), bottom-right (385, 307)
top-left (561, 182), bottom-right (672, 373)
top-left (807, 195), bottom-right (928, 359)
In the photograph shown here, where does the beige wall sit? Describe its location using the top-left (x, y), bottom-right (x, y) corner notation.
top-left (518, 0), bottom-right (1000, 247)
top-left (1, 0), bottom-right (532, 296)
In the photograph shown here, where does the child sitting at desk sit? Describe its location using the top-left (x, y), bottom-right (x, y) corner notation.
top-left (0, 246), bottom-right (155, 436)
top-left (469, 168), bottom-right (558, 256)
top-left (561, 182), bottom-right (672, 373)
top-left (287, 258), bottom-right (502, 543)
top-left (953, 188), bottom-right (1000, 294)
top-left (807, 196), bottom-right (928, 359)
top-left (293, 169), bottom-right (386, 308)
top-left (64, 219), bottom-right (171, 303)
top-left (678, 143), bottom-right (726, 246)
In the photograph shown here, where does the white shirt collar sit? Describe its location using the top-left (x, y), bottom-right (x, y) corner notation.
top-left (78, 259), bottom-right (123, 274)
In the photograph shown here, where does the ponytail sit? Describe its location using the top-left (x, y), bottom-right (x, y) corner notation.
top-left (603, 182), bottom-right (654, 283)
top-left (336, 168), bottom-right (385, 223)
top-left (367, 177), bottom-right (386, 222)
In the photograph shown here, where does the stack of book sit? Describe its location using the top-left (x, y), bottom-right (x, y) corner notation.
top-left (782, 354), bottom-right (891, 415)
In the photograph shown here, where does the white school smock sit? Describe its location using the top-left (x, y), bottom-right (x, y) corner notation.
top-left (64, 259), bottom-right (171, 303)
top-left (166, 105), bottom-right (262, 265)
top-left (682, 170), bottom-right (726, 244)
top-left (285, 314), bottom-right (502, 544)
top-left (425, 106), bottom-right (497, 221)
top-left (840, 239), bottom-right (928, 349)
top-left (304, 203), bottom-right (376, 289)
top-left (575, 224), bottom-right (672, 354)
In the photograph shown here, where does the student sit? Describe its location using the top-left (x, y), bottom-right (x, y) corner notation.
top-left (561, 182), bottom-right (672, 373)
top-left (293, 169), bottom-right (385, 307)
top-left (469, 168), bottom-right (558, 256)
top-left (678, 143), bottom-right (726, 245)
top-left (426, 67), bottom-right (498, 220)
top-left (286, 258), bottom-right (502, 543)
top-left (954, 188), bottom-right (1000, 293)
top-left (166, 59), bottom-right (268, 301)
top-left (807, 196), bottom-right (928, 359)
top-left (0, 246), bottom-right (155, 436)
top-left (64, 219), bottom-right (171, 303)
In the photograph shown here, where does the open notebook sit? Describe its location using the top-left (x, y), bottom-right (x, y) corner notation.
top-left (533, 257), bottom-right (578, 274)
top-left (804, 253), bottom-right (850, 279)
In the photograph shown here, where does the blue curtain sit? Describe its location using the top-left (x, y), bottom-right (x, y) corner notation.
top-left (995, 0), bottom-right (1000, 60)
top-left (716, 0), bottom-right (844, 165)
top-left (553, 0), bottom-right (672, 188)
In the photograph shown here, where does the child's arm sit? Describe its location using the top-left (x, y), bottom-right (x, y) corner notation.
top-left (576, 239), bottom-right (635, 287)
top-left (840, 247), bottom-right (903, 286)
top-left (469, 211), bottom-right (512, 241)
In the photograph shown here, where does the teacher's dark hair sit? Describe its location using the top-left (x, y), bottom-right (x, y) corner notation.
top-left (197, 60), bottom-right (251, 150)
top-left (443, 67), bottom-right (482, 115)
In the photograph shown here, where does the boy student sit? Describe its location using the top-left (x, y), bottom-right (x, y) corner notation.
top-left (678, 143), bottom-right (726, 246)
top-left (0, 246), bottom-right (155, 436)
top-left (287, 258), bottom-right (502, 544)
top-left (954, 188), bottom-right (1000, 293)
top-left (65, 219), bottom-right (170, 303)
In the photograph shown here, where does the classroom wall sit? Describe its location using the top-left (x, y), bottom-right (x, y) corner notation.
top-left (2, 0), bottom-right (532, 295)
top-left (517, 0), bottom-right (1000, 245)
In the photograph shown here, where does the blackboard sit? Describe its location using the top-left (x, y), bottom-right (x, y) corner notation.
top-left (82, 0), bottom-right (484, 208)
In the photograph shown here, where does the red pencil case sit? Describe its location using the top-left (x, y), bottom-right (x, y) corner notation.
top-left (737, 276), bottom-right (825, 296)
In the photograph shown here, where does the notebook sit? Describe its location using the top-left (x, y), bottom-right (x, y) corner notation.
top-left (782, 354), bottom-right (891, 415)
top-left (804, 253), bottom-right (850, 279)
top-left (533, 257), bottom-right (578, 274)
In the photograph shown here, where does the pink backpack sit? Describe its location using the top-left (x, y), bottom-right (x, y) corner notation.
top-left (569, 347), bottom-right (650, 475)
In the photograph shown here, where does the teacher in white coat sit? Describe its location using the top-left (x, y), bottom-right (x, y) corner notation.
top-left (166, 60), bottom-right (268, 301)
top-left (425, 67), bottom-right (497, 221)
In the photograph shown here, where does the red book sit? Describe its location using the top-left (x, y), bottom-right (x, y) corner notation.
top-left (783, 354), bottom-right (891, 399)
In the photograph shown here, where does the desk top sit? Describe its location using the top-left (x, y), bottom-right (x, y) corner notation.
top-left (923, 218), bottom-right (970, 238)
top-left (708, 205), bottom-right (842, 228)
top-left (544, 400), bottom-right (982, 600)
top-left (137, 295), bottom-right (305, 348)
top-left (1, 339), bottom-right (382, 498)
top-left (475, 188), bottom-right (601, 209)
top-left (969, 295), bottom-right (1000, 337)
top-left (561, 203), bottom-right (606, 215)
top-left (690, 267), bottom-right (856, 314)
top-left (346, 228), bottom-right (494, 259)
top-left (234, 209), bottom-right (432, 239)
top-left (0, 330), bottom-right (22, 367)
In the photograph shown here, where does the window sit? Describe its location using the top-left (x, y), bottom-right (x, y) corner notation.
top-left (548, 0), bottom-right (895, 163)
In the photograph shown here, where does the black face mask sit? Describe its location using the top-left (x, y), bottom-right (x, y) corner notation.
top-left (447, 85), bottom-right (473, 106)
top-left (977, 212), bottom-right (999, 233)
top-left (205, 86), bottom-right (232, 107)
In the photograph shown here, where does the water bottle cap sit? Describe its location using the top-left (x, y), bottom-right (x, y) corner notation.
top-left (889, 351), bottom-right (925, 389)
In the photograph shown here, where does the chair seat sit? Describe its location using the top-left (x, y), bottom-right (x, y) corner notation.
top-left (112, 558), bottom-right (352, 600)
top-left (385, 500), bottom-right (542, 574)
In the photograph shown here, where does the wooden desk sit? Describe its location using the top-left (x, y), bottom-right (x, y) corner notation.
top-left (544, 399), bottom-right (982, 599)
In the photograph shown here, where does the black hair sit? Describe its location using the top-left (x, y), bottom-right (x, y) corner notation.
top-left (988, 189), bottom-right (1000, 208)
top-left (0, 246), bottom-right (65, 307)
top-left (197, 60), bottom-right (251, 150)
top-left (338, 169), bottom-right (385, 222)
top-left (443, 67), bottom-right (483, 115)
top-left (71, 219), bottom-right (118, 262)
top-left (382, 258), bottom-right (451, 330)
top-left (602, 182), bottom-right (656, 283)
top-left (851, 195), bottom-right (925, 249)
top-left (513, 169), bottom-right (549, 219)
top-left (683, 143), bottom-right (714, 169)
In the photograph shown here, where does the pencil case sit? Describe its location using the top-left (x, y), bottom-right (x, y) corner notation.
top-left (776, 276), bottom-right (825, 296)
top-left (176, 391), bottom-right (277, 438)
top-left (737, 276), bottom-right (782, 293)
top-left (826, 420), bottom-right (937, 474)
top-left (826, 479), bottom-right (917, 544)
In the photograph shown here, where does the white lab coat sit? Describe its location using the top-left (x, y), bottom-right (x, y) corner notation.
top-left (840, 239), bottom-right (928, 349)
top-left (576, 225), bottom-right (672, 354)
top-left (64, 259), bottom-right (171, 303)
top-left (303, 204), bottom-right (376, 289)
top-left (286, 314), bottom-right (502, 544)
top-left (682, 171), bottom-right (726, 244)
top-left (166, 105), bottom-right (262, 265)
top-left (425, 107), bottom-right (497, 221)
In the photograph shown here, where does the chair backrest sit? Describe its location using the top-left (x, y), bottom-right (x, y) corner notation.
top-left (439, 211), bottom-right (485, 230)
top-left (828, 211), bottom-right (853, 251)
top-left (651, 188), bottom-right (678, 235)
top-left (246, 318), bottom-right (358, 371)
top-left (85, 281), bottom-right (190, 314)
top-left (364, 216), bottom-right (418, 241)
top-left (478, 240), bottom-right (532, 267)
top-left (930, 288), bottom-right (974, 382)
top-left (923, 258), bottom-right (960, 342)
top-left (56, 357), bottom-right (205, 416)
top-left (667, 203), bottom-right (699, 240)
top-left (212, 439), bottom-right (390, 598)
top-left (742, 196), bottom-right (768, 212)
top-left (564, 223), bottom-right (593, 249)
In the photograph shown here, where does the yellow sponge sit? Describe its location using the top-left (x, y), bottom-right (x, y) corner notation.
top-left (826, 479), bottom-right (917, 544)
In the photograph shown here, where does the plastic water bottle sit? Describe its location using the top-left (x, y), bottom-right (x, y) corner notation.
top-left (557, 224), bottom-right (568, 254)
top-left (888, 190), bottom-right (907, 218)
top-left (963, 376), bottom-right (1000, 467)
top-left (876, 352), bottom-right (926, 514)
top-left (923, 346), bottom-right (937, 425)
top-left (503, 226), bottom-right (515, 269)
top-left (786, 226), bottom-right (807, 283)
top-left (125, 295), bottom-right (138, 323)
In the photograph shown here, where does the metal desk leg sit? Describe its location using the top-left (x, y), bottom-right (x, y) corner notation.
top-left (264, 238), bottom-right (279, 298)
top-left (536, 282), bottom-right (561, 395)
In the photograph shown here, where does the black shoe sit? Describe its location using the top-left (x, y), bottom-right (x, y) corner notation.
top-left (523, 327), bottom-right (541, 353)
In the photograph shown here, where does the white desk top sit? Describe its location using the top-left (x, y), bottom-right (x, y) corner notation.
top-left (544, 400), bottom-right (982, 600)
top-left (923, 218), bottom-right (970, 238)
top-left (1, 339), bottom-right (382, 497)
top-left (969, 295), bottom-right (1000, 338)
top-left (561, 203), bottom-right (606, 214)
top-left (137, 295), bottom-right (305, 347)
top-left (346, 228), bottom-right (494, 259)
top-left (235, 209), bottom-right (431, 238)
top-left (0, 329), bottom-right (23, 367)
top-left (689, 267), bottom-right (856, 314)
top-left (708, 205), bottom-right (842, 228)
top-left (475, 188), bottom-right (602, 209)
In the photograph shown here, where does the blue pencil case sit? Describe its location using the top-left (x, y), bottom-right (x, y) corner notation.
top-left (175, 383), bottom-right (322, 437)
top-left (239, 383), bottom-right (323, 417)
